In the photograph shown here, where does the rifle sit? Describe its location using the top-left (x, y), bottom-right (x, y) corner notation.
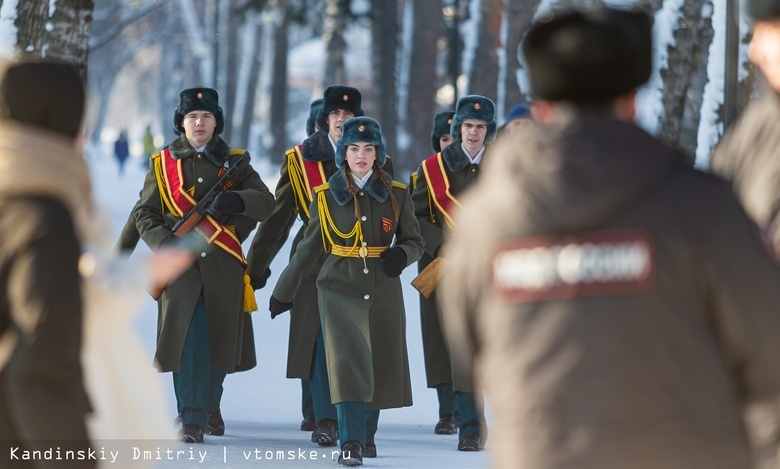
top-left (411, 257), bottom-right (445, 299)
top-left (150, 153), bottom-right (249, 300)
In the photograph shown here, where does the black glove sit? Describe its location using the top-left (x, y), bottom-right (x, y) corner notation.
top-left (269, 295), bottom-right (293, 319)
top-left (250, 268), bottom-right (271, 290)
top-left (207, 191), bottom-right (245, 225)
top-left (380, 247), bottom-right (407, 278)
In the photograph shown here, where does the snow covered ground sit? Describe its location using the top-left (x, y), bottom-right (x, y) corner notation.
top-left (87, 142), bottom-right (489, 469)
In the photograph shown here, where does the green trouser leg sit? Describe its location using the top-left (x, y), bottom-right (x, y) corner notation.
top-left (455, 391), bottom-right (482, 438)
top-left (311, 328), bottom-right (337, 422)
top-left (436, 383), bottom-right (456, 417)
top-left (336, 402), bottom-right (366, 448)
top-left (208, 368), bottom-right (227, 413)
top-left (301, 379), bottom-right (314, 419)
top-left (173, 294), bottom-right (211, 431)
top-left (366, 409), bottom-right (380, 439)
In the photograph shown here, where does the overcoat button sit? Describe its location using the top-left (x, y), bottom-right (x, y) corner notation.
top-left (197, 177), bottom-right (204, 183)
top-left (364, 294), bottom-right (370, 300)
top-left (361, 216), bottom-right (367, 221)
top-left (359, 192), bottom-right (364, 196)
top-left (200, 252), bottom-right (207, 258)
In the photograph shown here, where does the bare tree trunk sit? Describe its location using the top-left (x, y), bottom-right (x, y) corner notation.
top-left (467, 0), bottom-right (501, 101)
top-left (239, 15), bottom-right (264, 151)
top-left (657, 0), bottom-right (714, 163)
top-left (406, 0), bottom-right (442, 169)
top-left (270, 7), bottom-right (290, 164)
top-left (15, 0), bottom-right (48, 60)
top-left (370, 0), bottom-right (399, 164)
top-left (502, 0), bottom-right (536, 112)
top-left (222, 1), bottom-right (241, 143)
top-left (45, 0), bottom-right (94, 80)
top-left (323, 0), bottom-right (347, 86)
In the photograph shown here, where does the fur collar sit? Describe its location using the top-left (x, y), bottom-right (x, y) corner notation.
top-left (169, 135), bottom-right (231, 167)
top-left (301, 130), bottom-right (335, 162)
top-left (441, 139), bottom-right (477, 172)
top-left (327, 170), bottom-right (393, 206)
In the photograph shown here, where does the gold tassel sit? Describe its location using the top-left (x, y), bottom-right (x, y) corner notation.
top-left (243, 273), bottom-right (257, 313)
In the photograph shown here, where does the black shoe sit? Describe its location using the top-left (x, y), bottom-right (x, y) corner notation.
top-left (457, 432), bottom-right (483, 451)
top-left (208, 410), bottom-right (225, 436)
top-left (179, 424), bottom-right (204, 443)
top-left (338, 441), bottom-right (363, 466)
top-left (434, 414), bottom-right (458, 435)
top-left (300, 414), bottom-right (317, 431)
top-left (363, 437), bottom-right (377, 458)
top-left (311, 419), bottom-right (338, 446)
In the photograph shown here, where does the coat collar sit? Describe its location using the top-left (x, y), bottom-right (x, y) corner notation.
top-left (441, 139), bottom-right (482, 172)
top-left (301, 130), bottom-right (335, 162)
top-left (169, 135), bottom-right (231, 167)
top-left (327, 169), bottom-right (393, 206)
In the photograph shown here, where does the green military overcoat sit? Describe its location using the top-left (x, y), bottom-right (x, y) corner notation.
top-left (247, 130), bottom-right (394, 379)
top-left (136, 135), bottom-right (274, 373)
top-left (273, 170), bottom-right (422, 409)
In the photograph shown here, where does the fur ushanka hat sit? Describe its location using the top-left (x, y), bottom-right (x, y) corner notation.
top-left (306, 98), bottom-right (324, 136)
top-left (173, 86), bottom-right (224, 135)
top-left (317, 85), bottom-right (364, 131)
top-left (0, 61), bottom-right (85, 138)
top-left (523, 7), bottom-right (652, 102)
top-left (747, 0), bottom-right (780, 21)
top-left (431, 110), bottom-right (455, 153)
top-left (450, 95), bottom-right (497, 144)
top-left (336, 116), bottom-right (386, 169)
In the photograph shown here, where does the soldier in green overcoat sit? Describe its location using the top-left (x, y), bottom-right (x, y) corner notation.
top-left (271, 117), bottom-right (423, 466)
top-left (135, 86), bottom-right (274, 443)
top-left (246, 86), bottom-right (367, 446)
top-left (410, 95), bottom-right (497, 452)
top-left (409, 110), bottom-right (458, 435)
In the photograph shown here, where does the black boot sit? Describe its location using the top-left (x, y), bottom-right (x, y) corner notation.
top-left (208, 410), bottom-right (225, 436)
top-left (363, 437), bottom-right (377, 458)
top-left (311, 418), bottom-right (338, 446)
top-left (457, 432), bottom-right (483, 451)
top-left (434, 414), bottom-right (458, 435)
top-left (300, 414), bottom-right (317, 431)
top-left (178, 424), bottom-right (204, 443)
top-left (338, 441), bottom-right (363, 466)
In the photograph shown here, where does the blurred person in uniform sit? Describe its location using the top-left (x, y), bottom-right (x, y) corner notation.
top-left (0, 59), bottom-right (95, 469)
top-left (270, 116), bottom-right (423, 466)
top-left (440, 5), bottom-right (780, 468)
top-left (497, 104), bottom-right (533, 138)
top-left (135, 86), bottom-right (274, 443)
top-left (113, 130), bottom-right (130, 176)
top-left (710, 0), bottom-right (780, 252)
top-left (411, 95), bottom-right (497, 452)
top-left (246, 87), bottom-right (383, 447)
top-left (408, 110), bottom-right (459, 435)
top-left (142, 125), bottom-right (155, 169)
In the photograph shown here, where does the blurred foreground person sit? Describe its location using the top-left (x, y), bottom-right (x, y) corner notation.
top-left (441, 5), bottom-right (780, 469)
top-left (0, 60), bottom-right (95, 469)
top-left (710, 0), bottom-right (780, 251)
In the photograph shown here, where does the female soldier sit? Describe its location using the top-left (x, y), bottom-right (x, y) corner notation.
top-left (271, 117), bottom-right (424, 466)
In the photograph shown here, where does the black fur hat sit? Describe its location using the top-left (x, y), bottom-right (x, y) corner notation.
top-left (173, 86), bottom-right (224, 136)
top-left (306, 98), bottom-right (324, 136)
top-left (523, 7), bottom-right (652, 102)
top-left (747, 0), bottom-right (780, 20)
top-left (336, 116), bottom-right (386, 169)
top-left (450, 95), bottom-right (497, 144)
top-left (0, 61), bottom-right (85, 138)
top-left (431, 111), bottom-right (455, 153)
top-left (317, 85), bottom-right (364, 131)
